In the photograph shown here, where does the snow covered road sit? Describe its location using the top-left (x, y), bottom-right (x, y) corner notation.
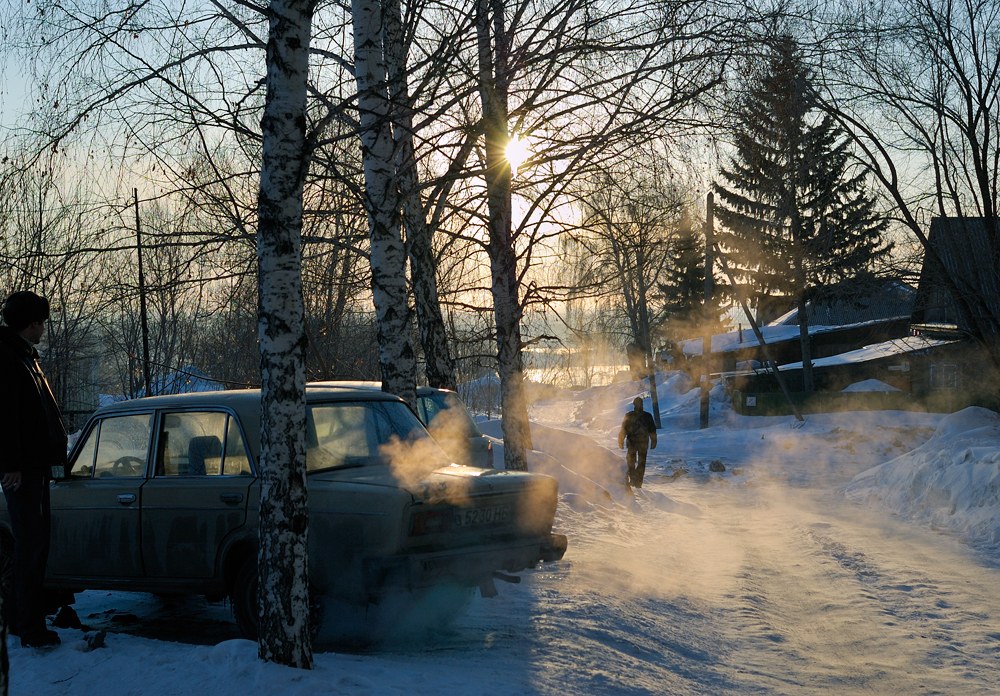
top-left (429, 468), bottom-right (1000, 695)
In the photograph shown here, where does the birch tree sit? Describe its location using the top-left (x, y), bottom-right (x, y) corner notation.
top-left (255, 0), bottom-right (317, 668)
top-left (352, 0), bottom-right (417, 406)
top-left (475, 0), bottom-right (532, 470)
top-left (382, 0), bottom-right (458, 390)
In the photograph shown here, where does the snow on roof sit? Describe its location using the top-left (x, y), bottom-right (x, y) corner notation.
top-left (778, 334), bottom-right (959, 371)
top-left (681, 317), bottom-right (907, 356)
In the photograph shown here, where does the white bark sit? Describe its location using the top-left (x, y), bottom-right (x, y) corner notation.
top-left (382, 0), bottom-right (457, 391)
top-left (353, 0), bottom-right (417, 406)
top-left (256, 0), bottom-right (315, 669)
top-left (477, 0), bottom-right (531, 470)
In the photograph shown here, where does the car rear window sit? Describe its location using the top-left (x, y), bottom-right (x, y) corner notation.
top-left (305, 400), bottom-right (430, 472)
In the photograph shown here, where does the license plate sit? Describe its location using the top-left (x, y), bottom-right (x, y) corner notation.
top-left (453, 503), bottom-right (512, 528)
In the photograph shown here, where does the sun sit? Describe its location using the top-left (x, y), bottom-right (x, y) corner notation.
top-left (505, 133), bottom-right (531, 176)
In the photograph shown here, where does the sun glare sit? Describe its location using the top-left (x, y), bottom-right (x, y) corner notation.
top-left (505, 133), bottom-right (531, 177)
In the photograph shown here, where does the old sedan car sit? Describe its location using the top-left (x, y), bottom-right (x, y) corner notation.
top-left (0, 384), bottom-right (566, 640)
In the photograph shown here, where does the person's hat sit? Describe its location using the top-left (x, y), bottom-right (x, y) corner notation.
top-left (2, 291), bottom-right (50, 330)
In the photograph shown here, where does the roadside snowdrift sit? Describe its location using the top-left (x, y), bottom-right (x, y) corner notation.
top-left (846, 407), bottom-right (1000, 548)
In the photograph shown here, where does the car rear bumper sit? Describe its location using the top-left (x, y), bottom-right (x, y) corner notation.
top-left (365, 533), bottom-right (567, 594)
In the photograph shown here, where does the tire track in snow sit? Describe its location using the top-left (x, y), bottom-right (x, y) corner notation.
top-left (805, 522), bottom-right (1000, 689)
top-left (696, 483), bottom-right (1000, 694)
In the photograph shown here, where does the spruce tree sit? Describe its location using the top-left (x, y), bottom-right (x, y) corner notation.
top-left (658, 210), bottom-right (726, 345)
top-left (714, 36), bottom-right (890, 392)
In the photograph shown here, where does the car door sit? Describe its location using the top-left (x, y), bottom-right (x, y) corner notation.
top-left (140, 410), bottom-right (255, 579)
top-left (48, 412), bottom-right (152, 579)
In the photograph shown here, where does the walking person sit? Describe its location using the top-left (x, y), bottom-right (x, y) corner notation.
top-left (618, 397), bottom-right (657, 488)
top-left (0, 291), bottom-right (67, 648)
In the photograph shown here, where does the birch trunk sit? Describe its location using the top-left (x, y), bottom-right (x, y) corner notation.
top-left (353, 0), bottom-right (416, 406)
top-left (382, 0), bottom-right (457, 391)
top-left (477, 0), bottom-right (531, 470)
top-left (256, 0), bottom-right (315, 669)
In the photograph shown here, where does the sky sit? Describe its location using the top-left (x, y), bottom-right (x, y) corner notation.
top-left (0, 34), bottom-right (31, 132)
top-left (5, 372), bottom-right (1000, 695)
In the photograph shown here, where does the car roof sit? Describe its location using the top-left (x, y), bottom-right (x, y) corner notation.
top-left (85, 385), bottom-right (410, 464)
top-left (94, 384), bottom-right (404, 417)
top-left (308, 380), bottom-right (457, 397)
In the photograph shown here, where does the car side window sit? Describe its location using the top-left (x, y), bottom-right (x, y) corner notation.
top-left (377, 402), bottom-right (426, 443)
top-left (415, 396), bottom-right (430, 425)
top-left (68, 424), bottom-right (99, 478)
top-left (158, 411), bottom-right (228, 477)
top-left (155, 411), bottom-right (251, 477)
top-left (223, 416), bottom-right (253, 476)
top-left (89, 414), bottom-right (153, 478)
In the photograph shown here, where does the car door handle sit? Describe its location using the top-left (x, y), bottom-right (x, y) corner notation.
top-left (220, 493), bottom-right (243, 505)
top-left (116, 494), bottom-right (136, 505)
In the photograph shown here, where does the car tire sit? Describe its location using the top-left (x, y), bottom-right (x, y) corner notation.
top-left (231, 557), bottom-right (258, 640)
top-left (231, 558), bottom-right (323, 643)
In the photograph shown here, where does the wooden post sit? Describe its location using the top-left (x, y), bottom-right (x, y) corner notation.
top-left (713, 239), bottom-right (804, 422)
top-left (134, 189), bottom-right (152, 398)
top-left (700, 192), bottom-right (715, 429)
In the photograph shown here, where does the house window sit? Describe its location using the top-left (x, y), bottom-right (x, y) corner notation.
top-left (929, 363), bottom-right (959, 390)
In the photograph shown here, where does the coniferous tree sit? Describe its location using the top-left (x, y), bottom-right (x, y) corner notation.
top-left (714, 36), bottom-right (890, 392)
top-left (658, 210), bottom-right (727, 345)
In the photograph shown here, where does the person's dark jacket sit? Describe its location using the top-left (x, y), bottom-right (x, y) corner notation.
top-left (0, 325), bottom-right (68, 476)
top-left (618, 410), bottom-right (657, 451)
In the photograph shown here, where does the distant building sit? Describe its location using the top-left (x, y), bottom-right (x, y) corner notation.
top-left (677, 278), bottom-right (915, 373)
top-left (911, 217), bottom-right (1000, 336)
top-left (730, 217), bottom-right (1000, 412)
top-left (770, 279), bottom-right (915, 328)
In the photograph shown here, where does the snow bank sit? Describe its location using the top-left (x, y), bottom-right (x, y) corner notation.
top-left (846, 407), bottom-right (1000, 548)
top-left (841, 379), bottom-right (901, 392)
top-left (574, 371), bottom-right (695, 431)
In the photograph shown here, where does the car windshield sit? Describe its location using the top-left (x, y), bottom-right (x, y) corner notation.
top-left (305, 400), bottom-right (431, 473)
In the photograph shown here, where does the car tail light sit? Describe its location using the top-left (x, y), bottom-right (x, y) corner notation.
top-left (410, 508), bottom-right (451, 536)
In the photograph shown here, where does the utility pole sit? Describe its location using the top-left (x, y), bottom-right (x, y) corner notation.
top-left (713, 240), bottom-right (804, 423)
top-left (134, 188), bottom-right (152, 398)
top-left (636, 246), bottom-right (662, 429)
top-left (700, 192), bottom-right (714, 429)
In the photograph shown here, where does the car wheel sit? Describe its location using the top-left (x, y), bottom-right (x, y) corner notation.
top-left (231, 557), bottom-right (258, 640)
top-left (231, 558), bottom-right (321, 643)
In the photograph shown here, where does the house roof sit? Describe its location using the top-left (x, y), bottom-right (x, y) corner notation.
top-left (771, 279), bottom-right (915, 326)
top-left (777, 334), bottom-right (959, 371)
top-left (680, 317), bottom-right (910, 357)
top-left (912, 217), bottom-right (1000, 331)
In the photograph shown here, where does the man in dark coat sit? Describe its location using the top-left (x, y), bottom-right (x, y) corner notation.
top-left (0, 291), bottom-right (67, 648)
top-left (618, 397), bottom-right (657, 488)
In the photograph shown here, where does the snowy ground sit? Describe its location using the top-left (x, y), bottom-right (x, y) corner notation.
top-left (7, 374), bottom-right (1000, 695)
